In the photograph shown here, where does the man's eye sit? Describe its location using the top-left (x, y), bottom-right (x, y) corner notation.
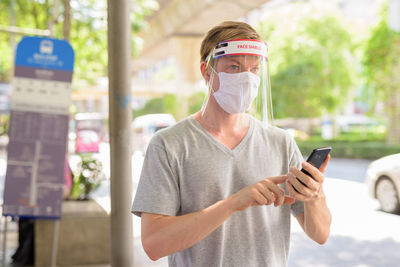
top-left (230, 65), bottom-right (239, 70)
top-left (252, 67), bottom-right (259, 73)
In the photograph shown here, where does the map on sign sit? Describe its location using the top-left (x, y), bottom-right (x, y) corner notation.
top-left (2, 37), bottom-right (74, 219)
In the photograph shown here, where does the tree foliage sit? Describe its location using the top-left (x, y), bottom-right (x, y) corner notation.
top-left (259, 15), bottom-right (356, 119)
top-left (133, 92), bottom-right (206, 119)
top-left (133, 94), bottom-right (178, 119)
top-left (363, 2), bottom-right (400, 144)
top-left (187, 91), bottom-right (206, 115)
top-left (0, 0), bottom-right (158, 83)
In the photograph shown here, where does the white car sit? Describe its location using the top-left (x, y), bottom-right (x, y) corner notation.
top-left (132, 114), bottom-right (176, 154)
top-left (366, 153), bottom-right (400, 214)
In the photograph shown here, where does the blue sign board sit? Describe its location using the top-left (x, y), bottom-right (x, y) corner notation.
top-left (15, 37), bottom-right (74, 71)
top-left (3, 37), bottom-right (74, 219)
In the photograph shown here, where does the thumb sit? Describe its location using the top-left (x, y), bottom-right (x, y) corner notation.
top-left (269, 175), bottom-right (288, 185)
top-left (283, 196), bottom-right (295, 205)
top-left (319, 154), bottom-right (331, 174)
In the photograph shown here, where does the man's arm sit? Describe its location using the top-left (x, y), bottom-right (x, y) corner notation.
top-left (141, 198), bottom-right (235, 261)
top-left (141, 175), bottom-right (294, 261)
top-left (286, 155), bottom-right (332, 244)
top-left (295, 193), bottom-right (331, 244)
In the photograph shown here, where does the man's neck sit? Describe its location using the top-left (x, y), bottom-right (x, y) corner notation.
top-left (194, 98), bottom-right (249, 135)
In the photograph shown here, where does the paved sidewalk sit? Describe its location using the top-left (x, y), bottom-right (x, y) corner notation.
top-left (289, 178), bottom-right (400, 267)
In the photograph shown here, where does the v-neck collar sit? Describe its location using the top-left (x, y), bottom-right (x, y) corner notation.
top-left (188, 115), bottom-right (254, 156)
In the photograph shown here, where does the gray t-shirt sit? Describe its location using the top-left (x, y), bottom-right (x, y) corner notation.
top-left (132, 116), bottom-right (304, 267)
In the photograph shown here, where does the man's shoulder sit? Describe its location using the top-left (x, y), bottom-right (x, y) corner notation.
top-left (149, 117), bottom-right (193, 147)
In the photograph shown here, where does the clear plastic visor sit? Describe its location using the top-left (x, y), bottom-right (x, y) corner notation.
top-left (201, 52), bottom-right (273, 127)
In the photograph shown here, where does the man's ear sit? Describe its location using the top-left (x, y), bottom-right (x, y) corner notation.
top-left (200, 61), bottom-right (210, 81)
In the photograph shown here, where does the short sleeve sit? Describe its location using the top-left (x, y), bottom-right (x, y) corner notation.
top-left (288, 136), bottom-right (305, 217)
top-left (131, 142), bottom-right (180, 217)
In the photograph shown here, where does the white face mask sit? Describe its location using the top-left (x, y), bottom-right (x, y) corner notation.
top-left (211, 69), bottom-right (260, 114)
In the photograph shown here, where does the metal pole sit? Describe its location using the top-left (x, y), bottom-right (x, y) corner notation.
top-left (107, 0), bottom-right (133, 266)
top-left (1, 217), bottom-right (8, 267)
top-left (49, 0), bottom-right (60, 37)
top-left (50, 220), bottom-right (60, 267)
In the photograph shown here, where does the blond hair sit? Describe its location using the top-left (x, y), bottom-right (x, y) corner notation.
top-left (200, 21), bottom-right (261, 62)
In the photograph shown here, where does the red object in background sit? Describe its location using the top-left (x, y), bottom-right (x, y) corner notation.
top-left (75, 130), bottom-right (100, 153)
top-left (64, 157), bottom-right (72, 190)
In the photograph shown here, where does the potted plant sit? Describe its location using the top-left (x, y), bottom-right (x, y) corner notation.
top-left (70, 153), bottom-right (105, 200)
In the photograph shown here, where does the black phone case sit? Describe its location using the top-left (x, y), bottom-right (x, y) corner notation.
top-left (297, 147), bottom-right (331, 186)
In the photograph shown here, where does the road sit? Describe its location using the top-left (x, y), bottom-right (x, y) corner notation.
top-left (1, 145), bottom-right (399, 266)
top-left (324, 157), bottom-right (373, 183)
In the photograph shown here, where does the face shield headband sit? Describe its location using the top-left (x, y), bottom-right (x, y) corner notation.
top-left (203, 39), bottom-right (273, 125)
top-left (211, 39), bottom-right (268, 59)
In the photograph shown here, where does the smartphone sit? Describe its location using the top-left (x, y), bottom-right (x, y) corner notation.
top-left (295, 147), bottom-right (332, 189)
top-left (301, 147), bottom-right (332, 177)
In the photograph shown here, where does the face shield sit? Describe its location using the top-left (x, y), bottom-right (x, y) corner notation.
top-left (201, 39), bottom-right (273, 128)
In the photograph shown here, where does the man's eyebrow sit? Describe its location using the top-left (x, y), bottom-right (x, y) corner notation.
top-left (225, 58), bottom-right (241, 64)
top-left (224, 57), bottom-right (260, 67)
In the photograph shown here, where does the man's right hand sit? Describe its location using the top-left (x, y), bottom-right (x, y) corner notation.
top-left (141, 175), bottom-right (295, 260)
top-left (229, 175), bottom-right (295, 212)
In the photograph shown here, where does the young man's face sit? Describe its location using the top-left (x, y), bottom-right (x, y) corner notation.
top-left (210, 55), bottom-right (260, 91)
top-left (215, 55), bottom-right (260, 75)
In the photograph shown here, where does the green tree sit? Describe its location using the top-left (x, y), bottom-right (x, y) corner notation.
top-left (0, 0), bottom-right (48, 81)
top-left (0, 0), bottom-right (158, 83)
top-left (187, 91), bottom-right (206, 115)
top-left (259, 15), bottom-right (356, 120)
top-left (363, 3), bottom-right (400, 144)
top-left (133, 92), bottom-right (207, 120)
top-left (0, 0), bottom-right (58, 81)
top-left (133, 94), bottom-right (179, 119)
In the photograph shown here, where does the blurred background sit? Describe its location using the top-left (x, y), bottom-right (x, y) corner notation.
top-left (1, 0), bottom-right (400, 266)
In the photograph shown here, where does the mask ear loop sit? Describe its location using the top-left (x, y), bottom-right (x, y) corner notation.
top-left (201, 55), bottom-right (215, 118)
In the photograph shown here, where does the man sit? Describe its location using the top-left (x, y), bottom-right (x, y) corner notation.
top-left (132, 21), bottom-right (331, 267)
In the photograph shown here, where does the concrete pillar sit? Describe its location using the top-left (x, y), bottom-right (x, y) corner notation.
top-left (107, 0), bottom-right (133, 266)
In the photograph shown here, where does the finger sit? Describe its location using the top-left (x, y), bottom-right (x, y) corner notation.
top-left (273, 192), bottom-right (285, 207)
top-left (252, 190), bottom-right (271, 206)
top-left (301, 162), bottom-right (324, 184)
top-left (275, 194), bottom-right (295, 206)
top-left (287, 172), bottom-right (313, 196)
top-left (290, 167), bottom-right (318, 191)
top-left (270, 185), bottom-right (285, 207)
top-left (261, 180), bottom-right (285, 198)
top-left (319, 154), bottom-right (331, 173)
top-left (268, 175), bottom-right (288, 185)
top-left (260, 180), bottom-right (286, 206)
top-left (256, 183), bottom-right (277, 204)
top-left (283, 196), bottom-right (295, 205)
top-left (286, 180), bottom-right (306, 202)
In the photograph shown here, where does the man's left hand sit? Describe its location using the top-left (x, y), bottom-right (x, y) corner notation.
top-left (286, 155), bottom-right (330, 202)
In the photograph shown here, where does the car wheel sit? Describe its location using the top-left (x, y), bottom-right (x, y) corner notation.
top-left (376, 177), bottom-right (400, 214)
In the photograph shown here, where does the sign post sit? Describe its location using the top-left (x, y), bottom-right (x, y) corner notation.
top-left (2, 36), bottom-right (74, 265)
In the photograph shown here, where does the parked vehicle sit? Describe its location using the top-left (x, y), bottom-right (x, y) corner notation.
top-left (336, 114), bottom-right (384, 133)
top-left (366, 153), bottom-right (400, 214)
top-left (132, 113), bottom-right (176, 154)
top-left (75, 130), bottom-right (100, 154)
top-left (71, 112), bottom-right (106, 154)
